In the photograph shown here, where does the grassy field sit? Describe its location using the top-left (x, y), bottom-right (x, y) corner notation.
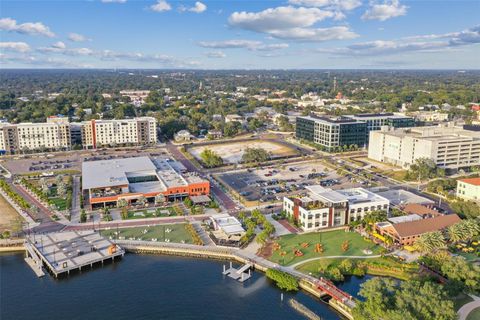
top-left (268, 229), bottom-right (382, 266)
top-left (124, 207), bottom-right (177, 220)
top-left (101, 223), bottom-right (193, 244)
top-left (49, 197), bottom-right (67, 210)
top-left (466, 307), bottom-right (480, 320)
top-left (296, 257), bottom-right (418, 281)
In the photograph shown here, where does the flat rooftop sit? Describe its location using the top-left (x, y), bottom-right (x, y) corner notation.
top-left (27, 231), bottom-right (124, 275)
top-left (83, 156), bottom-right (207, 193)
top-left (375, 189), bottom-right (435, 206)
top-left (299, 115), bottom-right (362, 125)
top-left (82, 156), bottom-right (157, 189)
top-left (303, 185), bottom-right (388, 204)
top-left (345, 113), bottom-right (411, 120)
top-left (211, 214), bottom-right (245, 235)
top-left (376, 124), bottom-right (480, 141)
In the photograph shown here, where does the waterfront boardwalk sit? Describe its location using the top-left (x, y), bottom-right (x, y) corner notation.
top-left (116, 240), bottom-right (355, 319)
top-left (26, 231), bottom-right (124, 277)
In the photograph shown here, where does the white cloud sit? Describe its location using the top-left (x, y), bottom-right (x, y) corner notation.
top-left (99, 50), bottom-right (199, 67)
top-left (0, 42), bottom-right (31, 53)
top-left (317, 25), bottom-right (480, 56)
top-left (198, 39), bottom-right (289, 51)
top-left (180, 1), bottom-right (207, 13)
top-left (0, 17), bottom-right (55, 37)
top-left (37, 42), bottom-right (93, 56)
top-left (362, 0), bottom-right (407, 21)
top-left (52, 41), bottom-right (66, 49)
top-left (288, 0), bottom-right (362, 11)
top-left (228, 6), bottom-right (357, 42)
top-left (269, 26), bottom-right (358, 41)
top-left (205, 51), bottom-right (226, 58)
top-left (101, 0), bottom-right (127, 3)
top-left (68, 33), bottom-right (90, 42)
top-left (229, 6), bottom-right (334, 32)
top-left (151, 0), bottom-right (172, 12)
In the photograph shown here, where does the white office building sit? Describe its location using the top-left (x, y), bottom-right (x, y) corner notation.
top-left (283, 185), bottom-right (390, 231)
top-left (368, 123), bottom-right (480, 169)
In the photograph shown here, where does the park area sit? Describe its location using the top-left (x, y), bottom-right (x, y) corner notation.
top-left (266, 229), bottom-right (383, 266)
top-left (123, 206), bottom-right (179, 220)
top-left (188, 139), bottom-right (300, 165)
top-left (21, 175), bottom-right (73, 211)
top-left (101, 223), bottom-right (193, 244)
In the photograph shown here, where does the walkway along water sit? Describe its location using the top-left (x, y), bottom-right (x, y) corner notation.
top-left (115, 240), bottom-right (356, 320)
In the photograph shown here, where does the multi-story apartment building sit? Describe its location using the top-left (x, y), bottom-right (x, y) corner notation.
top-left (0, 116), bottom-right (71, 154)
top-left (296, 115), bottom-right (367, 151)
top-left (81, 117), bottom-right (157, 149)
top-left (0, 116), bottom-right (157, 154)
top-left (456, 177), bottom-right (480, 202)
top-left (368, 123), bottom-right (480, 170)
top-left (283, 185), bottom-right (390, 231)
top-left (296, 113), bottom-right (414, 150)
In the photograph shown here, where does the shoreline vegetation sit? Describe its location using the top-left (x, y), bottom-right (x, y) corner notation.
top-left (296, 257), bottom-right (419, 281)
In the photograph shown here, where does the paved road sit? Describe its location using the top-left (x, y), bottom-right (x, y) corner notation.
top-left (166, 142), bottom-right (237, 211)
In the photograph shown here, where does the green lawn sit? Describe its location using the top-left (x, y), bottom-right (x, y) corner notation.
top-left (101, 223), bottom-right (193, 244)
top-left (49, 197), bottom-right (67, 210)
top-left (269, 229), bottom-right (383, 266)
top-left (466, 307), bottom-right (480, 320)
top-left (296, 257), bottom-right (418, 281)
top-left (124, 207), bottom-right (177, 220)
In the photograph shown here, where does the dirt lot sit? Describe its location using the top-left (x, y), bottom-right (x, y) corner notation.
top-left (0, 194), bottom-right (22, 232)
top-left (189, 140), bottom-right (299, 165)
top-left (217, 160), bottom-right (365, 205)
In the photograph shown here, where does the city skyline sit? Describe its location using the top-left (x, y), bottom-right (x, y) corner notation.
top-left (0, 0), bottom-right (479, 69)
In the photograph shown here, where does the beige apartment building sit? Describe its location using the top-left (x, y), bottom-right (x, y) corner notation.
top-left (456, 178), bottom-right (480, 202)
top-left (0, 116), bottom-right (71, 154)
top-left (81, 117), bottom-right (157, 149)
top-left (0, 116), bottom-right (157, 154)
top-left (368, 123), bottom-right (480, 170)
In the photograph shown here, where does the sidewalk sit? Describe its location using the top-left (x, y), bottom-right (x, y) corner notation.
top-left (458, 295), bottom-right (480, 320)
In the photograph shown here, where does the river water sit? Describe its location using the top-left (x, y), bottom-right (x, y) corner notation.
top-left (0, 253), bottom-right (373, 320)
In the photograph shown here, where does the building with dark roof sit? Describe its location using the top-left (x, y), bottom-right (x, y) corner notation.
top-left (375, 214), bottom-right (461, 246)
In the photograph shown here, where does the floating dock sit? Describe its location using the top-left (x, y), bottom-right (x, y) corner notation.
top-left (223, 261), bottom-right (252, 282)
top-left (25, 231), bottom-right (124, 278)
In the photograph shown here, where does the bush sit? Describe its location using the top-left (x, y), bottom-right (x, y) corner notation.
top-left (265, 269), bottom-right (299, 291)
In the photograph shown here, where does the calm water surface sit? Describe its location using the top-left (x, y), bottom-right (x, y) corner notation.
top-left (1, 253), bottom-right (372, 320)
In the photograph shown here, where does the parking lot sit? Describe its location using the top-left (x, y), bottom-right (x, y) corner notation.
top-left (1, 148), bottom-right (171, 176)
top-left (217, 160), bottom-right (366, 205)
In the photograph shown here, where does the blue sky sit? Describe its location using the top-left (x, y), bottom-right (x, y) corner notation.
top-left (0, 0), bottom-right (479, 69)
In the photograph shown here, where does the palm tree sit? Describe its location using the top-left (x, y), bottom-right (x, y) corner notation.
top-left (117, 198), bottom-right (128, 209)
top-left (447, 224), bottom-right (463, 243)
top-left (463, 219), bottom-right (480, 239)
top-left (414, 231), bottom-right (446, 253)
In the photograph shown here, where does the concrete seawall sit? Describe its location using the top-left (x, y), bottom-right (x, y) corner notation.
top-left (115, 240), bottom-right (354, 320)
